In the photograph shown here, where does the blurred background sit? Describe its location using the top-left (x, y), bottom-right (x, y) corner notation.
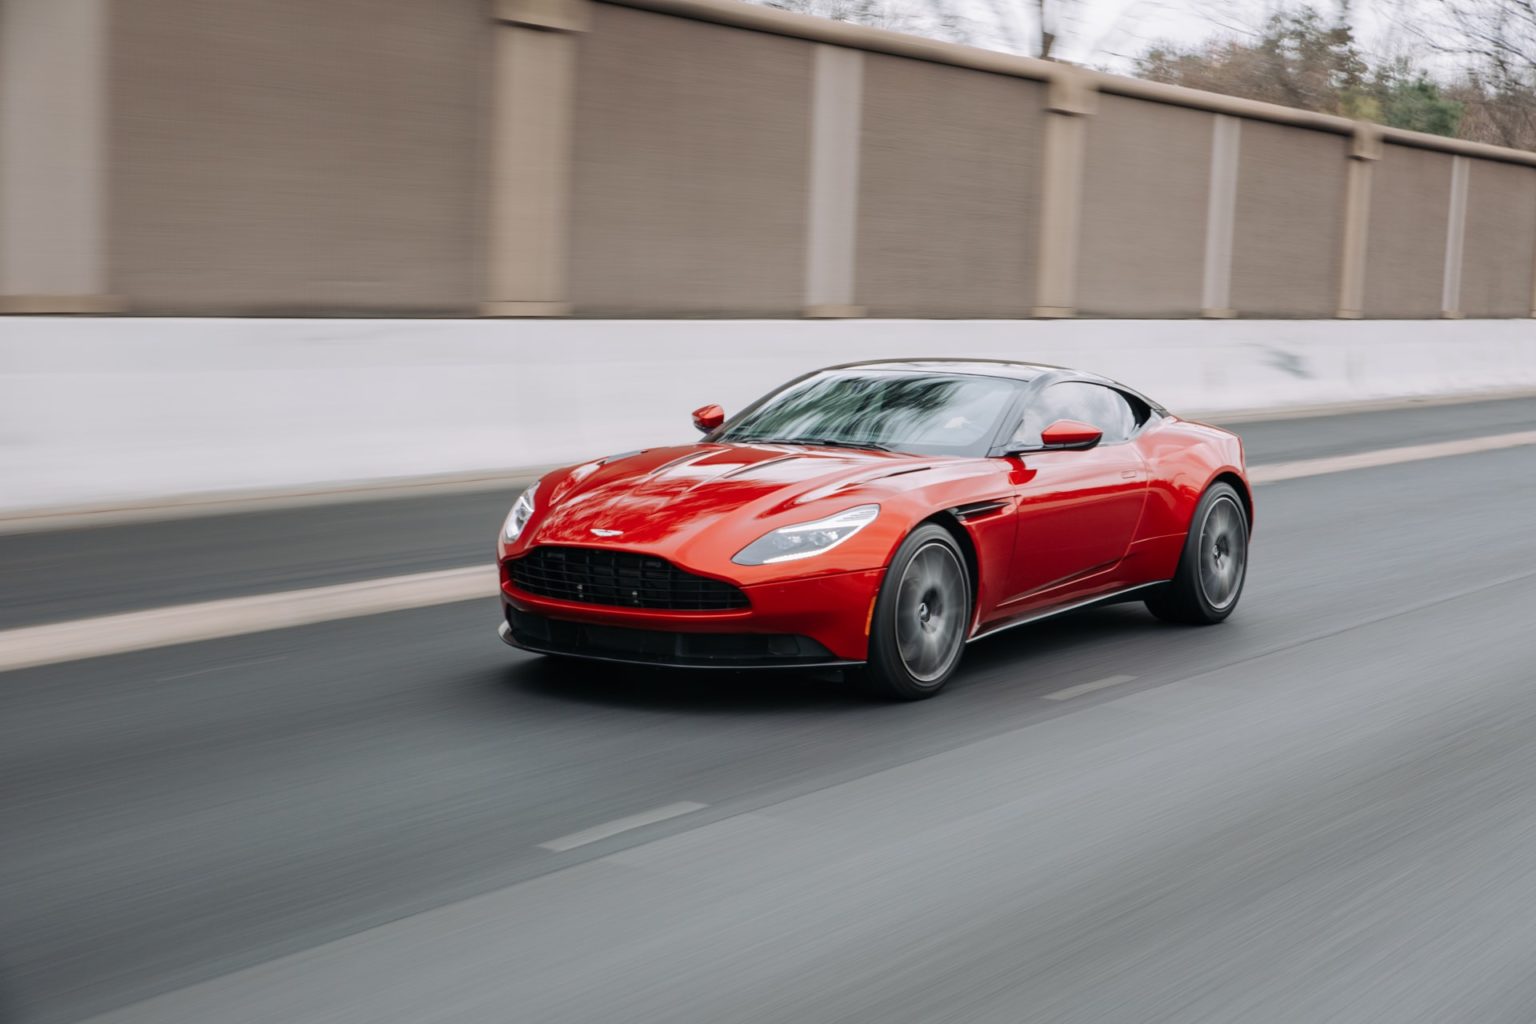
top-left (4, 1), bottom-right (1536, 1022)
top-left (6, 0), bottom-right (1536, 319)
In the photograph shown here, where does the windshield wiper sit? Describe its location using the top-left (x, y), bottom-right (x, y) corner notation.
top-left (733, 435), bottom-right (892, 452)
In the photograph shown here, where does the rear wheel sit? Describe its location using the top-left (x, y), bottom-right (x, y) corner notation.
top-left (1145, 481), bottom-right (1248, 624)
top-left (853, 524), bottom-right (971, 700)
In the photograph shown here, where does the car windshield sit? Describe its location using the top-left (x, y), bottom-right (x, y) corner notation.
top-left (717, 371), bottom-right (1021, 457)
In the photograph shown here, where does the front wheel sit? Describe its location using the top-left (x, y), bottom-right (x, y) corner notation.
top-left (1145, 481), bottom-right (1249, 624)
top-left (853, 524), bottom-right (972, 700)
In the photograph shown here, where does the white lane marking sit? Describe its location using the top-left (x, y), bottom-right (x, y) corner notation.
top-left (1250, 430), bottom-right (1536, 484)
top-left (0, 567), bottom-right (495, 674)
top-left (539, 802), bottom-right (709, 852)
top-left (1041, 674), bottom-right (1138, 701)
top-left (5, 430), bottom-right (1536, 674)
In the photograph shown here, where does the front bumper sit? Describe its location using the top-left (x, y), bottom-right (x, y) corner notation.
top-left (499, 614), bottom-right (855, 669)
top-left (499, 565), bottom-right (884, 665)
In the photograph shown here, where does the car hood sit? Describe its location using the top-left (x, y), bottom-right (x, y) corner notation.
top-left (528, 443), bottom-right (945, 549)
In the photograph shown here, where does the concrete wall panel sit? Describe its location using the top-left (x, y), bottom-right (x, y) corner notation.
top-left (1364, 144), bottom-right (1454, 317)
top-left (1230, 121), bottom-right (1348, 317)
top-left (1460, 159), bottom-right (1536, 318)
top-left (109, 0), bottom-right (488, 314)
top-left (569, 5), bottom-right (811, 316)
top-left (1078, 96), bottom-right (1211, 317)
top-left (854, 56), bottom-right (1042, 317)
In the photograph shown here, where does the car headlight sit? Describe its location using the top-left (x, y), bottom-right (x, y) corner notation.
top-left (732, 504), bottom-right (879, 565)
top-left (502, 482), bottom-right (538, 542)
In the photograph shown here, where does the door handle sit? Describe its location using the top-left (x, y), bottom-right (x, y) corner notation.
top-left (1120, 470), bottom-right (1137, 479)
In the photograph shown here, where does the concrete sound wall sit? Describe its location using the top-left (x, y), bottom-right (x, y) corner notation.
top-left (6, 0), bottom-right (1536, 320)
top-left (4, 318), bottom-right (1534, 517)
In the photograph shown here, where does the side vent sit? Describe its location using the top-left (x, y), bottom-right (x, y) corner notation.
top-left (950, 499), bottom-right (1010, 521)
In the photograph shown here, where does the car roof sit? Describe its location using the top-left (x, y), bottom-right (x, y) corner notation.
top-left (823, 358), bottom-right (1058, 382)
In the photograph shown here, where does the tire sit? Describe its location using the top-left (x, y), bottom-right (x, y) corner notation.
top-left (1145, 481), bottom-right (1249, 625)
top-left (853, 524), bottom-right (972, 700)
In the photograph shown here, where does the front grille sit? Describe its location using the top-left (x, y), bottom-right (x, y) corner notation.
top-left (508, 547), bottom-right (749, 611)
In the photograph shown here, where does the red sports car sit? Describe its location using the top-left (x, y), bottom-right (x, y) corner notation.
top-left (498, 360), bottom-right (1251, 699)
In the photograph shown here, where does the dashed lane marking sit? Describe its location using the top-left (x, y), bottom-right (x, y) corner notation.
top-left (539, 803), bottom-right (710, 852)
top-left (1041, 675), bottom-right (1139, 701)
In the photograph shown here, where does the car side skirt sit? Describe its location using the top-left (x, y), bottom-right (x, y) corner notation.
top-left (967, 581), bottom-right (1168, 643)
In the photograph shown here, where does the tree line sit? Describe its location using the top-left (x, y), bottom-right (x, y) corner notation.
top-left (1136, 5), bottom-right (1536, 150)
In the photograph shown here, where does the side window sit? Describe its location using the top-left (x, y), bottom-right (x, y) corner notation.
top-left (1010, 382), bottom-right (1141, 447)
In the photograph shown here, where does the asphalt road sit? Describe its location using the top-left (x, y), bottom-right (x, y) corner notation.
top-left (3, 398), bottom-right (1536, 1023)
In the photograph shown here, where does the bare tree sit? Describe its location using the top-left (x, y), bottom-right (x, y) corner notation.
top-left (1135, 7), bottom-right (1368, 111)
top-left (1035, 0), bottom-right (1186, 64)
top-left (754, 0), bottom-right (1154, 61)
top-left (762, 0), bottom-right (989, 46)
top-left (1036, 0), bottom-right (1057, 58)
top-left (1406, 0), bottom-right (1536, 147)
top-left (1439, 0), bottom-right (1536, 68)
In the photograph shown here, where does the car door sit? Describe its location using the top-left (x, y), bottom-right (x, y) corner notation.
top-left (1001, 382), bottom-right (1151, 605)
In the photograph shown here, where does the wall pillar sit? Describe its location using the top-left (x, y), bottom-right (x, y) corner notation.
top-left (1441, 155), bottom-right (1470, 319)
top-left (0, 0), bottom-right (118, 313)
top-left (803, 45), bottom-right (864, 318)
top-left (1199, 115), bottom-right (1241, 318)
top-left (1031, 67), bottom-right (1095, 319)
top-left (1336, 123), bottom-right (1380, 319)
top-left (482, 0), bottom-right (590, 317)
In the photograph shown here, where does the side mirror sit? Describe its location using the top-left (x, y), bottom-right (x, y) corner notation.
top-left (692, 404), bottom-right (725, 433)
top-left (1039, 419), bottom-right (1103, 451)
